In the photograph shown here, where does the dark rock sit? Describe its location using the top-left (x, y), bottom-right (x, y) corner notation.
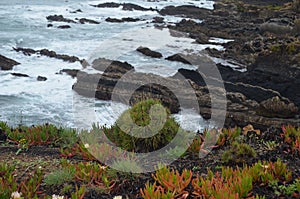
top-left (166, 54), bottom-right (191, 64)
top-left (92, 58), bottom-right (134, 77)
top-left (92, 2), bottom-right (154, 11)
top-left (79, 18), bottom-right (100, 24)
top-left (105, 17), bottom-right (140, 23)
top-left (47, 24), bottom-right (53, 27)
top-left (37, 76), bottom-right (47, 81)
top-left (136, 46), bottom-right (163, 58)
top-left (159, 5), bottom-right (211, 19)
top-left (57, 25), bottom-right (71, 29)
top-left (0, 54), bottom-right (20, 70)
top-left (70, 9), bottom-right (82, 13)
top-left (46, 15), bottom-right (76, 23)
top-left (91, 2), bottom-right (121, 8)
top-left (13, 47), bottom-right (36, 56)
top-left (59, 69), bottom-right (80, 78)
top-left (11, 73), bottom-right (29, 77)
top-left (0, 128), bottom-right (7, 142)
top-left (14, 47), bottom-right (81, 63)
top-left (152, 17), bottom-right (164, 23)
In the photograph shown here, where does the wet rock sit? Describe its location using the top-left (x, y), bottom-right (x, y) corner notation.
top-left (166, 54), bottom-right (191, 64)
top-left (136, 46), bottom-right (163, 58)
top-left (47, 24), bottom-right (53, 28)
top-left (59, 69), bottom-right (80, 78)
top-left (13, 47), bottom-right (36, 56)
top-left (92, 58), bottom-right (134, 77)
top-left (14, 47), bottom-right (81, 63)
top-left (257, 96), bottom-right (298, 118)
top-left (37, 76), bottom-right (47, 81)
top-left (78, 18), bottom-right (100, 24)
top-left (152, 17), bottom-right (164, 23)
top-left (46, 15), bottom-right (76, 23)
top-left (0, 54), bottom-right (20, 70)
top-left (92, 2), bottom-right (154, 11)
top-left (11, 73), bottom-right (29, 77)
top-left (105, 17), bottom-right (140, 23)
top-left (57, 25), bottom-right (71, 29)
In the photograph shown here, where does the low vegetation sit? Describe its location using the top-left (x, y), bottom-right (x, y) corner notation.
top-left (0, 99), bottom-right (299, 198)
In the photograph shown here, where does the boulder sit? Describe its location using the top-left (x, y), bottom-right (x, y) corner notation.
top-left (136, 46), bottom-right (163, 58)
top-left (166, 54), bottom-right (191, 64)
top-left (37, 76), bottom-right (47, 81)
top-left (257, 96), bottom-right (298, 118)
top-left (92, 58), bottom-right (134, 76)
top-left (0, 55), bottom-right (20, 70)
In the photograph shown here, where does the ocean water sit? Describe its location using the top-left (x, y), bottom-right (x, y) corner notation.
top-left (0, 0), bottom-right (223, 131)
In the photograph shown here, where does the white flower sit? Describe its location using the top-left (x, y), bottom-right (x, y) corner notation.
top-left (113, 196), bottom-right (122, 199)
top-left (11, 191), bottom-right (21, 199)
top-left (84, 143), bottom-right (90, 148)
top-left (52, 194), bottom-right (64, 199)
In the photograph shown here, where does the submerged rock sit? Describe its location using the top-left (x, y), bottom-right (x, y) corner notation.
top-left (11, 73), bottom-right (29, 77)
top-left (105, 17), bottom-right (140, 23)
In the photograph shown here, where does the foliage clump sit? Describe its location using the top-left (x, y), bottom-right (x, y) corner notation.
top-left (105, 99), bottom-right (185, 152)
top-left (222, 141), bottom-right (256, 164)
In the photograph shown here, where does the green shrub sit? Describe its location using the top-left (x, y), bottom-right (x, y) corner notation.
top-left (222, 141), bottom-right (256, 163)
top-left (44, 168), bottom-right (75, 186)
top-left (105, 99), bottom-right (185, 152)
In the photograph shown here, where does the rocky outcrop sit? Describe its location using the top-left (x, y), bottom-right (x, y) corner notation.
top-left (159, 5), bottom-right (212, 19)
top-left (105, 17), bottom-right (140, 23)
top-left (46, 15), bottom-right (76, 23)
top-left (136, 46), bottom-right (163, 58)
top-left (91, 2), bottom-right (155, 11)
top-left (73, 67), bottom-right (299, 129)
top-left (0, 55), bottom-right (20, 70)
top-left (13, 47), bottom-right (81, 63)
